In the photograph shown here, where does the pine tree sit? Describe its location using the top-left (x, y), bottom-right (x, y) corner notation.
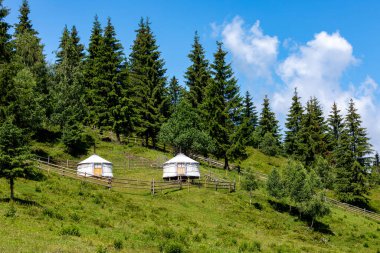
top-left (267, 168), bottom-right (285, 200)
top-left (12, 0), bottom-right (49, 119)
top-left (284, 88), bottom-right (303, 156)
top-left (345, 99), bottom-right (372, 160)
top-left (70, 26), bottom-right (85, 64)
top-left (375, 152), bottom-right (379, 167)
top-left (298, 97), bottom-right (329, 166)
top-left (129, 18), bottom-right (167, 147)
top-left (102, 17), bottom-right (132, 141)
top-left (202, 42), bottom-right (243, 169)
top-left (0, 121), bottom-right (40, 200)
top-left (257, 95), bottom-right (281, 147)
top-left (327, 102), bottom-right (344, 158)
top-left (184, 32), bottom-right (211, 109)
top-left (168, 76), bottom-right (182, 115)
top-left (14, 0), bottom-right (36, 35)
top-left (240, 91), bottom-right (258, 145)
top-left (334, 99), bottom-right (372, 205)
top-left (52, 25), bottom-right (86, 129)
top-left (0, 0), bottom-right (12, 63)
top-left (84, 15), bottom-right (104, 126)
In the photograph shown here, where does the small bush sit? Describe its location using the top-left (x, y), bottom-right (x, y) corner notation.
top-left (241, 172), bottom-right (258, 191)
top-left (96, 245), bottom-right (107, 253)
top-left (159, 240), bottom-right (184, 253)
top-left (61, 124), bottom-right (94, 156)
top-left (60, 225), bottom-right (80, 237)
top-left (5, 204), bottom-right (16, 218)
top-left (161, 228), bottom-right (176, 239)
top-left (114, 239), bottom-right (123, 250)
top-left (239, 241), bottom-right (261, 252)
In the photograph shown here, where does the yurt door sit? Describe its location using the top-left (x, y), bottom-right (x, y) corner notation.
top-left (177, 163), bottom-right (186, 176)
top-left (94, 163), bottom-right (102, 177)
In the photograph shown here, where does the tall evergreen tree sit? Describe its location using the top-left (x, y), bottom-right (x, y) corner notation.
top-left (0, 0), bottom-right (12, 63)
top-left (51, 25), bottom-right (86, 129)
top-left (284, 88), bottom-right (304, 156)
top-left (240, 91), bottom-right (258, 145)
top-left (0, 121), bottom-right (40, 200)
top-left (102, 17), bottom-right (132, 141)
top-left (14, 0), bottom-right (36, 35)
top-left (84, 15), bottom-right (104, 126)
top-left (202, 42), bottom-right (243, 169)
top-left (257, 95), bottom-right (281, 144)
top-left (298, 97), bottom-right (329, 166)
top-left (345, 99), bottom-right (372, 160)
top-left (334, 99), bottom-right (372, 205)
top-left (129, 18), bottom-right (167, 147)
top-left (167, 76), bottom-right (182, 115)
top-left (327, 102), bottom-right (344, 155)
top-left (184, 32), bottom-right (211, 109)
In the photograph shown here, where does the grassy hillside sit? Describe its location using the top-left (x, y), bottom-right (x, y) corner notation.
top-left (0, 139), bottom-right (379, 253)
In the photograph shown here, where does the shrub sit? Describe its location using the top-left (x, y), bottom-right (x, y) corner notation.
top-left (159, 240), bottom-right (184, 253)
top-left (4, 204), bottom-right (16, 218)
top-left (113, 239), bottom-right (123, 250)
top-left (241, 171), bottom-right (258, 191)
top-left (59, 225), bottom-right (81, 237)
top-left (259, 132), bottom-right (280, 156)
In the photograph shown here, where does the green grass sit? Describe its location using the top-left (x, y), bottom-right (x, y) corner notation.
top-left (0, 139), bottom-right (379, 252)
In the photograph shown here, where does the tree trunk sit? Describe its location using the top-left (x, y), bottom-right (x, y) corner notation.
top-left (10, 177), bottom-right (14, 200)
top-left (224, 155), bottom-right (229, 170)
top-left (310, 218), bottom-right (314, 228)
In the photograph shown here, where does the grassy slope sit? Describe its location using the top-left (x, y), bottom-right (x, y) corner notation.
top-left (0, 140), bottom-right (379, 253)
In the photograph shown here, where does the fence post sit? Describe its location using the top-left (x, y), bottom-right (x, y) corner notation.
top-left (48, 156), bottom-right (50, 164)
top-left (66, 159), bottom-right (69, 168)
top-left (215, 180), bottom-right (218, 191)
top-left (179, 180), bottom-right (182, 190)
top-left (108, 178), bottom-right (112, 190)
top-left (151, 179), bottom-right (155, 195)
top-left (187, 178), bottom-right (190, 192)
top-left (233, 179), bottom-right (236, 192)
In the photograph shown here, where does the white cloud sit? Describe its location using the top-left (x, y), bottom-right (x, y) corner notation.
top-left (273, 31), bottom-right (380, 152)
top-left (216, 16), bottom-right (279, 80)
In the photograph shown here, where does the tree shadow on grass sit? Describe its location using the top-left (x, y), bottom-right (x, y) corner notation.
top-left (0, 197), bottom-right (42, 207)
top-left (268, 199), bottom-right (334, 235)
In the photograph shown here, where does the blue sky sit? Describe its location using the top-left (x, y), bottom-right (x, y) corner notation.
top-left (4, 0), bottom-right (380, 152)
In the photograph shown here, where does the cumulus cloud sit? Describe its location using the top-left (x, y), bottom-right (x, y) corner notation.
top-left (273, 31), bottom-right (380, 152)
top-left (216, 16), bottom-right (279, 80)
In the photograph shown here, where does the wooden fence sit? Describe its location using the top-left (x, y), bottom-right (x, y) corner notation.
top-left (188, 154), bottom-right (380, 222)
top-left (33, 157), bottom-right (235, 195)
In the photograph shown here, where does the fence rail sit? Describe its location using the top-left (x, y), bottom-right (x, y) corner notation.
top-left (33, 157), bottom-right (235, 195)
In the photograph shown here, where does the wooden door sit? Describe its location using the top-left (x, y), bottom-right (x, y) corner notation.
top-left (177, 164), bottom-right (186, 176)
top-left (94, 164), bottom-right (102, 177)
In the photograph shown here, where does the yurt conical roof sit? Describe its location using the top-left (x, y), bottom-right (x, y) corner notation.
top-left (78, 154), bottom-right (112, 165)
top-left (164, 153), bottom-right (199, 164)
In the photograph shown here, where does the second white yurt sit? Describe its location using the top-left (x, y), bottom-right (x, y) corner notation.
top-left (163, 153), bottom-right (200, 180)
top-left (77, 154), bottom-right (113, 178)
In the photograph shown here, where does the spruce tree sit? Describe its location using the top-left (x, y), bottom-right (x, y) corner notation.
top-left (257, 95), bottom-right (281, 151)
top-left (102, 17), bottom-right (132, 141)
top-left (13, 0), bottom-right (49, 118)
top-left (0, 121), bottom-right (40, 200)
top-left (52, 25), bottom-right (86, 129)
top-left (284, 88), bottom-right (303, 156)
top-left (202, 42), bottom-right (243, 169)
top-left (184, 32), bottom-right (211, 109)
top-left (129, 18), bottom-right (167, 147)
top-left (327, 102), bottom-right (344, 158)
top-left (14, 0), bottom-right (36, 35)
top-left (168, 76), bottom-right (182, 115)
top-left (84, 15), bottom-right (104, 126)
top-left (0, 0), bottom-right (12, 63)
top-left (298, 97), bottom-right (329, 166)
top-left (240, 91), bottom-right (258, 145)
top-left (345, 99), bottom-right (372, 160)
top-left (334, 99), bottom-right (372, 205)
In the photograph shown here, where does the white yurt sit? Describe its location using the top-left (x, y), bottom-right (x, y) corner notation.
top-left (163, 153), bottom-right (200, 180)
top-left (77, 154), bottom-right (113, 178)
